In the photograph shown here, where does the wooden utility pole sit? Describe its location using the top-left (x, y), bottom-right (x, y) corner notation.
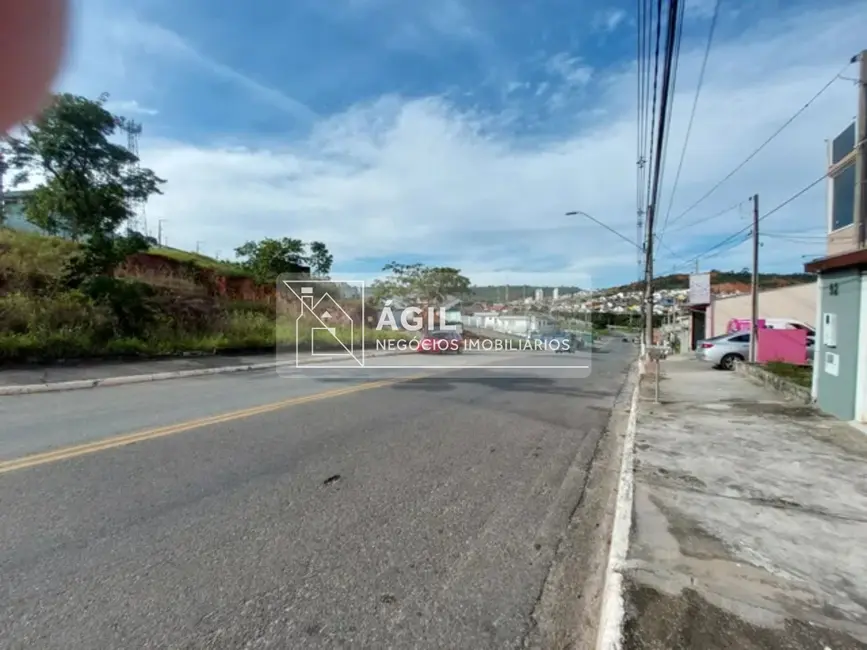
top-left (749, 194), bottom-right (759, 363)
top-left (856, 50), bottom-right (867, 248)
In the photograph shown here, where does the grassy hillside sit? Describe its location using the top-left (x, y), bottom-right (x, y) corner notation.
top-left (607, 270), bottom-right (814, 293)
top-left (148, 246), bottom-right (249, 277)
top-left (0, 229), bottom-right (406, 362)
top-left (467, 271), bottom-right (813, 302)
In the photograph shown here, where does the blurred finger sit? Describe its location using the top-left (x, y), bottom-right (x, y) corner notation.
top-left (0, 0), bottom-right (68, 133)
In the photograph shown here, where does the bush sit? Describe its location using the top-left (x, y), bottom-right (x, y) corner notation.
top-left (764, 361), bottom-right (812, 388)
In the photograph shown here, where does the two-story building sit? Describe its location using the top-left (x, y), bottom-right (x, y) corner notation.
top-left (804, 120), bottom-right (867, 426)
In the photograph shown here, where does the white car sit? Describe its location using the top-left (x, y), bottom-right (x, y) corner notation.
top-left (695, 332), bottom-right (751, 370)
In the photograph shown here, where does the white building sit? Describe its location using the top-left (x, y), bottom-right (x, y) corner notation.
top-left (534, 288), bottom-right (543, 301)
top-left (552, 288), bottom-right (559, 301)
top-left (462, 312), bottom-right (557, 336)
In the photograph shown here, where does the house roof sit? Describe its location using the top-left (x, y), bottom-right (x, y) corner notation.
top-left (804, 247), bottom-right (867, 273)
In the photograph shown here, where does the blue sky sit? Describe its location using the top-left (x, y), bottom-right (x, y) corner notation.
top-left (52, 0), bottom-right (865, 287)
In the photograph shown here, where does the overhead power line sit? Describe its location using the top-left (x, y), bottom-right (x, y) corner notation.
top-left (644, 0), bottom-right (664, 226)
top-left (654, 0), bottom-right (687, 219)
top-left (666, 59), bottom-right (854, 229)
top-left (641, 0), bottom-right (683, 346)
top-left (665, 199), bottom-right (746, 235)
top-left (670, 171), bottom-right (829, 272)
top-left (658, 0), bottom-right (721, 242)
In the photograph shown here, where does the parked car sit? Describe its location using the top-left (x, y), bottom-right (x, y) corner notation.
top-left (696, 332), bottom-right (750, 370)
top-left (418, 330), bottom-right (463, 354)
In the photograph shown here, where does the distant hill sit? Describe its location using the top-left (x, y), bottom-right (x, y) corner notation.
top-left (467, 271), bottom-right (813, 302)
top-left (605, 270), bottom-right (814, 294)
top-left (469, 285), bottom-right (583, 302)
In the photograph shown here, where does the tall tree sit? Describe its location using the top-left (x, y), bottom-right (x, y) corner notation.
top-left (370, 262), bottom-right (471, 304)
top-left (235, 237), bottom-right (308, 283)
top-left (1, 92), bottom-right (164, 242)
top-left (308, 241), bottom-right (334, 277)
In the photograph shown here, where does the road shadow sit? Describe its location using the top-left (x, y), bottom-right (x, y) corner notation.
top-left (313, 373), bottom-right (618, 399)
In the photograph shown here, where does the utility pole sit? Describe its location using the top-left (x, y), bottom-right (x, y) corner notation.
top-left (749, 194), bottom-right (760, 363)
top-left (157, 219), bottom-right (166, 246)
top-left (856, 50), bottom-right (867, 248)
top-left (643, 204), bottom-right (656, 350)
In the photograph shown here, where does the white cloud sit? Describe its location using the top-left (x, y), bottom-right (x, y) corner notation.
top-left (684, 0), bottom-right (720, 20)
top-left (545, 53), bottom-right (594, 87)
top-left (104, 99), bottom-right (159, 116)
top-left (593, 9), bottom-right (628, 33)
top-left (54, 1), bottom-right (867, 287)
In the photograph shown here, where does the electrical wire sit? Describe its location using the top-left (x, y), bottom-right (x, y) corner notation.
top-left (646, 0), bottom-right (681, 222)
top-left (666, 59), bottom-right (854, 228)
top-left (671, 171), bottom-right (829, 272)
top-left (657, 0), bottom-right (720, 242)
top-left (635, 0), bottom-right (650, 280)
top-left (653, 0), bottom-right (686, 218)
top-left (644, 0), bottom-right (664, 232)
top-left (665, 199), bottom-right (746, 235)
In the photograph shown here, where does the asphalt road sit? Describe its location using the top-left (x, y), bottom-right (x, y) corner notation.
top-left (0, 341), bottom-right (633, 649)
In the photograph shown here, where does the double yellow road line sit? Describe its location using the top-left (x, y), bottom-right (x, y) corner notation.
top-left (0, 375), bottom-right (426, 475)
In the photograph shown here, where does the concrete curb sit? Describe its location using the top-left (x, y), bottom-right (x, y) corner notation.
top-left (595, 376), bottom-right (640, 650)
top-left (0, 349), bottom-right (413, 396)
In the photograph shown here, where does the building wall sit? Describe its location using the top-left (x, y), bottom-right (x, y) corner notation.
top-left (825, 124), bottom-right (861, 255)
top-left (709, 282), bottom-right (816, 337)
top-left (828, 224), bottom-right (859, 256)
top-left (815, 268), bottom-right (861, 420)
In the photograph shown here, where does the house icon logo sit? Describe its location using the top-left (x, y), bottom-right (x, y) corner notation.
top-left (280, 280), bottom-right (364, 367)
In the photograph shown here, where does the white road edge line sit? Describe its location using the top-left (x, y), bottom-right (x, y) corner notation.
top-left (595, 376), bottom-right (640, 650)
top-left (0, 350), bottom-right (415, 396)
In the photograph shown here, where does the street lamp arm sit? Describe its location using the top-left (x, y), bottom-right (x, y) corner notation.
top-left (565, 211), bottom-right (642, 250)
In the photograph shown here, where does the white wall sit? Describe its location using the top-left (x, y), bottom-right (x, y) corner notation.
top-left (710, 283), bottom-right (816, 337)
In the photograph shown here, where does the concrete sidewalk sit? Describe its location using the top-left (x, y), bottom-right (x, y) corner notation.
top-left (0, 349), bottom-right (410, 395)
top-left (623, 358), bottom-right (867, 649)
top-left (0, 353), bottom-right (280, 388)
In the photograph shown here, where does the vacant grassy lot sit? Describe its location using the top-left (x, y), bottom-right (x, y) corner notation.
top-left (0, 229), bottom-right (408, 362)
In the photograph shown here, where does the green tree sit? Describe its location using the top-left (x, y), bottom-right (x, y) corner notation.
top-left (235, 237), bottom-right (308, 283)
top-left (1, 92), bottom-right (164, 242)
top-left (308, 241), bottom-right (333, 277)
top-left (1, 93), bottom-right (166, 337)
top-left (370, 262), bottom-right (471, 304)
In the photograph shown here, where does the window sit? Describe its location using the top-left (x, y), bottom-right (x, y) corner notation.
top-left (831, 163), bottom-right (856, 230)
top-left (729, 333), bottom-right (749, 343)
top-left (832, 123), bottom-right (856, 165)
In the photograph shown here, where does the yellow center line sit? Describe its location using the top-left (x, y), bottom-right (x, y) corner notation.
top-left (0, 374), bottom-right (429, 475)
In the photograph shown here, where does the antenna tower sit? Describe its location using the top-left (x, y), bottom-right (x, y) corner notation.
top-left (124, 120), bottom-right (145, 234)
